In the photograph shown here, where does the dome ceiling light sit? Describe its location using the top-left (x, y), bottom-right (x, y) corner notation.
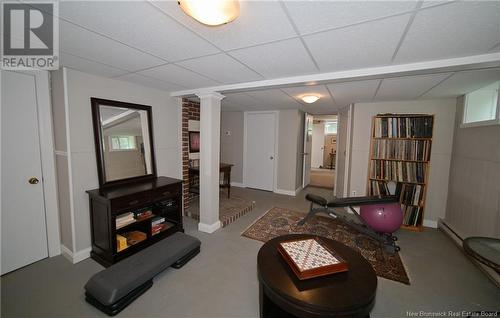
top-left (178, 0), bottom-right (240, 26)
top-left (301, 95), bottom-right (320, 104)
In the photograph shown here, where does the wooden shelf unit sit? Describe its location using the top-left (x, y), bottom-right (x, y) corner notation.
top-left (367, 114), bottom-right (434, 231)
top-left (86, 176), bottom-right (183, 267)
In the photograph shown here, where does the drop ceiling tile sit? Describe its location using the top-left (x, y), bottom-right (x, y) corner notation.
top-left (138, 64), bottom-right (219, 89)
top-left (375, 73), bottom-right (451, 101)
top-left (327, 80), bottom-right (381, 105)
top-left (115, 73), bottom-right (186, 92)
top-left (282, 85), bottom-right (336, 109)
top-left (222, 92), bottom-right (260, 107)
top-left (60, 52), bottom-right (128, 78)
top-left (151, 1), bottom-right (296, 50)
top-left (422, 68), bottom-right (500, 99)
top-left (176, 54), bottom-right (262, 84)
top-left (60, 20), bottom-right (165, 72)
top-left (284, 1), bottom-right (417, 35)
top-left (229, 38), bottom-right (318, 78)
top-left (394, 1), bottom-right (500, 63)
top-left (304, 14), bottom-right (411, 72)
top-left (60, 1), bottom-right (219, 61)
top-left (245, 88), bottom-right (302, 109)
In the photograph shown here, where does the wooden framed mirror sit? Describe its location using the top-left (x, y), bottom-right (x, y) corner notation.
top-left (91, 98), bottom-right (157, 188)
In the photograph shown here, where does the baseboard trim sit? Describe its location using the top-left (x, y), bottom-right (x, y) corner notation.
top-left (274, 189), bottom-right (296, 196)
top-left (198, 221), bottom-right (221, 233)
top-left (60, 244), bottom-right (91, 264)
top-left (230, 182), bottom-right (245, 188)
top-left (422, 219), bottom-right (438, 228)
top-left (438, 219), bottom-right (500, 288)
top-left (294, 186), bottom-right (303, 196)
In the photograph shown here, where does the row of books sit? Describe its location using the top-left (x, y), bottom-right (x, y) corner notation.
top-left (402, 205), bottom-right (422, 226)
top-left (399, 184), bottom-right (424, 206)
top-left (373, 116), bottom-right (433, 138)
top-left (372, 139), bottom-right (431, 162)
top-left (368, 180), bottom-right (392, 197)
top-left (370, 160), bottom-right (426, 183)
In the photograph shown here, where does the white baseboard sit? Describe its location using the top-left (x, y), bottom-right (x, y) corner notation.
top-left (230, 182), bottom-right (245, 188)
top-left (274, 188), bottom-right (296, 196)
top-left (60, 245), bottom-right (91, 264)
top-left (423, 219), bottom-right (438, 228)
top-left (294, 186), bottom-right (303, 196)
top-left (198, 221), bottom-right (221, 233)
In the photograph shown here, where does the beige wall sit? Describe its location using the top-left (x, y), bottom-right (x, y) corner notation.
top-left (348, 99), bottom-right (457, 226)
top-left (220, 111), bottom-right (244, 183)
top-left (220, 109), bottom-right (304, 194)
top-left (52, 68), bottom-right (181, 256)
top-left (444, 97), bottom-right (500, 238)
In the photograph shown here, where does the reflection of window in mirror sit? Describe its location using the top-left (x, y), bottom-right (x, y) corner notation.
top-left (110, 135), bottom-right (137, 151)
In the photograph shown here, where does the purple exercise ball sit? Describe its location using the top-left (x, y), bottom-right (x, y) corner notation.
top-left (360, 203), bottom-right (403, 234)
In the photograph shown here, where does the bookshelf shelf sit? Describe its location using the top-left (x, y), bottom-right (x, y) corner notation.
top-left (368, 114), bottom-right (434, 231)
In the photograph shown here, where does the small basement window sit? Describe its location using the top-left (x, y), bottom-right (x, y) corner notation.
top-left (462, 81), bottom-right (500, 127)
top-left (109, 135), bottom-right (136, 151)
top-left (324, 121), bottom-right (337, 134)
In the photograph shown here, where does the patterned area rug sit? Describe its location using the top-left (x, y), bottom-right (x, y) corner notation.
top-left (188, 192), bottom-right (256, 228)
top-left (242, 207), bottom-right (410, 284)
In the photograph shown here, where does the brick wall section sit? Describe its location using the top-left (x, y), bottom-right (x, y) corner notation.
top-left (181, 98), bottom-right (200, 217)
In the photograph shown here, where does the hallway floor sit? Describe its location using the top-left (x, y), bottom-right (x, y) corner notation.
top-left (310, 168), bottom-right (335, 189)
top-left (2, 187), bottom-right (499, 318)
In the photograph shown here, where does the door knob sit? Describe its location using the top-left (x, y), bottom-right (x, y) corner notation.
top-left (270, 156), bottom-right (274, 160)
top-left (28, 177), bottom-right (39, 184)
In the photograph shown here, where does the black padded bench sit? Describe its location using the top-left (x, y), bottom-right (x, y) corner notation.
top-left (85, 232), bottom-right (201, 316)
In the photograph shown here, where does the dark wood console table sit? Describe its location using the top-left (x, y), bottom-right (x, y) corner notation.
top-left (257, 234), bottom-right (377, 318)
top-left (189, 163), bottom-right (233, 198)
top-left (86, 176), bottom-right (183, 267)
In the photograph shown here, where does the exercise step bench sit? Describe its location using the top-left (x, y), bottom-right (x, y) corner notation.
top-left (84, 232), bottom-right (201, 316)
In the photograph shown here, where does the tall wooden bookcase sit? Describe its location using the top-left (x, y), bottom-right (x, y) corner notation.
top-left (367, 114), bottom-right (434, 232)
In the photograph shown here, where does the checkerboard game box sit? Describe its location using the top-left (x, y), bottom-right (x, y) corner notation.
top-left (277, 237), bottom-right (348, 280)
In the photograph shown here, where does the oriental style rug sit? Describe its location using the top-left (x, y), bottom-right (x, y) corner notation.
top-left (188, 192), bottom-right (255, 228)
top-left (242, 207), bottom-right (410, 285)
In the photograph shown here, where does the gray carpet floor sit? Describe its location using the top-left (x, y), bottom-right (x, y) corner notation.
top-left (1, 186), bottom-right (499, 318)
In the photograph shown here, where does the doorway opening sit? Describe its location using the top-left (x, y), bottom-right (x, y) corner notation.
top-left (308, 115), bottom-right (337, 190)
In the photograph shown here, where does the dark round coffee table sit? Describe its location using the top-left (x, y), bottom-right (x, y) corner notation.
top-left (257, 234), bottom-right (377, 318)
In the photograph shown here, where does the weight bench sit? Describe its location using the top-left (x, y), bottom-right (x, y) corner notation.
top-left (84, 232), bottom-right (201, 316)
top-left (299, 194), bottom-right (401, 253)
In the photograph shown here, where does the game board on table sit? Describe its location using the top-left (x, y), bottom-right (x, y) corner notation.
top-left (277, 237), bottom-right (348, 280)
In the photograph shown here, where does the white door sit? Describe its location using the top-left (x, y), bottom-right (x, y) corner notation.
top-left (244, 112), bottom-right (276, 191)
top-left (311, 122), bottom-right (325, 168)
top-left (1, 71), bottom-right (49, 275)
top-left (302, 113), bottom-right (313, 188)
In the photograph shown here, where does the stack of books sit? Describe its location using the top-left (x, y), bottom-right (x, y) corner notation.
top-left (116, 212), bottom-right (135, 229)
top-left (151, 216), bottom-right (173, 236)
top-left (135, 209), bottom-right (153, 221)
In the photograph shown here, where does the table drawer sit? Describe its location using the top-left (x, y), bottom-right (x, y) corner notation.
top-left (151, 185), bottom-right (181, 201)
top-left (111, 192), bottom-right (151, 212)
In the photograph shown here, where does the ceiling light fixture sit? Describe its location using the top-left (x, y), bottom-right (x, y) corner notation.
top-left (178, 0), bottom-right (240, 26)
top-left (302, 95), bottom-right (320, 104)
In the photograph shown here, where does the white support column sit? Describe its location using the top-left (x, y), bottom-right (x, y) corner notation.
top-left (196, 92), bottom-right (225, 233)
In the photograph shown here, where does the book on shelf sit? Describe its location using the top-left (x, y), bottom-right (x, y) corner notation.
top-left (372, 139), bottom-right (431, 162)
top-left (402, 205), bottom-right (422, 226)
top-left (135, 209), bottom-right (153, 221)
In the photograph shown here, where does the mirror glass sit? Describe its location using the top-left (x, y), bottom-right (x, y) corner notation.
top-left (98, 104), bottom-right (153, 183)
